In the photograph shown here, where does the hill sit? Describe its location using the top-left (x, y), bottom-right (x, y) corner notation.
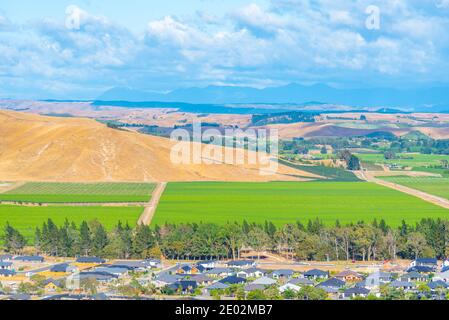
top-left (0, 111), bottom-right (313, 182)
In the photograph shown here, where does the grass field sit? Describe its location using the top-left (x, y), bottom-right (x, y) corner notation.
top-left (380, 176), bottom-right (449, 201)
top-left (356, 153), bottom-right (449, 168)
top-left (153, 182), bottom-right (449, 227)
top-left (0, 182), bottom-right (155, 203)
top-left (0, 205), bottom-right (144, 240)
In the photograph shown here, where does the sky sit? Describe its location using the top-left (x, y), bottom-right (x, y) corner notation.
top-left (1, 0), bottom-right (449, 99)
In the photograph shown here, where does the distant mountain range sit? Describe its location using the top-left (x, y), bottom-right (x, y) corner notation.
top-left (98, 83), bottom-right (449, 111)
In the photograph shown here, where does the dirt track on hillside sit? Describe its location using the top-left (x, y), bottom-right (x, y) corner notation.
top-left (138, 182), bottom-right (167, 225)
top-left (355, 171), bottom-right (449, 209)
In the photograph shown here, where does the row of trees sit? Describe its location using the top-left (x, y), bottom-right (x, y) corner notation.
top-left (2, 218), bottom-right (449, 261)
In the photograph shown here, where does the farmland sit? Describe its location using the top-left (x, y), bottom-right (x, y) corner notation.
top-left (356, 153), bottom-right (449, 169)
top-left (0, 205), bottom-right (143, 240)
top-left (0, 182), bottom-right (155, 203)
top-left (152, 181), bottom-right (449, 227)
top-left (380, 176), bottom-right (449, 201)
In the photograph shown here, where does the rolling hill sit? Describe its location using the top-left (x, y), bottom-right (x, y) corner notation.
top-left (0, 111), bottom-right (314, 182)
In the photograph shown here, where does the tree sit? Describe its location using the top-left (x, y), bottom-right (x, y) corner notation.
top-left (406, 232), bottom-right (428, 259)
top-left (3, 223), bottom-right (26, 254)
top-left (79, 221), bottom-right (91, 256)
top-left (297, 286), bottom-right (327, 300)
top-left (348, 155), bottom-right (361, 171)
top-left (246, 227), bottom-right (271, 261)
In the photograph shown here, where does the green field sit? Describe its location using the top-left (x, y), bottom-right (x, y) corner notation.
top-left (0, 182), bottom-right (155, 203)
top-left (356, 153), bottom-right (449, 168)
top-left (153, 182), bottom-right (449, 227)
top-left (0, 205), bottom-right (144, 240)
top-left (380, 176), bottom-right (449, 201)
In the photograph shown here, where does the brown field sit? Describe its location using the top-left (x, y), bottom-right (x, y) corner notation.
top-left (0, 111), bottom-right (315, 182)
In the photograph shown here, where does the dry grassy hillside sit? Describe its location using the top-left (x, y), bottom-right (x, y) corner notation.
top-left (0, 111), bottom-right (314, 182)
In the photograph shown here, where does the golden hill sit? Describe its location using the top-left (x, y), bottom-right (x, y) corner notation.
top-left (0, 111), bottom-right (315, 182)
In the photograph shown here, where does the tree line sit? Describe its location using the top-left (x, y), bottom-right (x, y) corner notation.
top-left (2, 218), bottom-right (449, 261)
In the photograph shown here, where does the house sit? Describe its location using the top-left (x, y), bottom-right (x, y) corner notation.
top-left (400, 272), bottom-right (428, 282)
top-left (79, 271), bottom-right (118, 282)
top-left (0, 261), bottom-right (13, 270)
top-left (335, 270), bottom-right (363, 282)
top-left (184, 274), bottom-right (214, 285)
top-left (237, 268), bottom-right (267, 279)
top-left (390, 280), bottom-right (416, 291)
top-left (94, 266), bottom-right (129, 277)
top-left (271, 269), bottom-right (294, 280)
top-left (43, 279), bottom-right (63, 292)
top-left (226, 260), bottom-right (256, 269)
top-left (153, 273), bottom-right (183, 287)
top-left (204, 282), bottom-right (229, 294)
top-left (167, 280), bottom-right (198, 294)
top-left (364, 271), bottom-right (392, 289)
top-left (407, 265), bottom-right (435, 273)
top-left (279, 283), bottom-right (301, 293)
top-left (50, 263), bottom-right (78, 273)
top-left (343, 287), bottom-right (370, 299)
top-left (304, 269), bottom-right (329, 280)
top-left (13, 255), bottom-right (44, 263)
top-left (206, 268), bottom-right (235, 278)
top-left (175, 264), bottom-right (204, 275)
top-left (0, 269), bottom-right (16, 277)
top-left (244, 284), bottom-right (267, 292)
top-left (409, 258), bottom-right (438, 271)
top-left (0, 254), bottom-right (12, 261)
top-left (76, 257), bottom-right (105, 264)
top-left (112, 259), bottom-right (161, 271)
top-left (428, 280), bottom-right (448, 291)
top-left (316, 278), bottom-right (346, 293)
top-left (251, 276), bottom-right (276, 286)
top-left (196, 261), bottom-right (217, 270)
top-left (288, 278), bottom-right (314, 286)
top-left (219, 276), bottom-right (247, 285)
top-left (433, 270), bottom-right (449, 283)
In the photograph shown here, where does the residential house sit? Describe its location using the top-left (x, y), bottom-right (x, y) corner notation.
top-left (206, 268), bottom-right (235, 278)
top-left (43, 279), bottom-right (63, 292)
top-left (409, 258), bottom-right (438, 271)
top-left (153, 273), bottom-right (183, 287)
top-left (407, 266), bottom-right (435, 274)
top-left (288, 278), bottom-right (314, 286)
top-left (94, 266), bottom-right (129, 277)
top-left (76, 257), bottom-right (106, 264)
top-left (13, 255), bottom-right (44, 263)
top-left (271, 269), bottom-right (294, 280)
top-left (400, 272), bottom-right (428, 283)
top-left (433, 270), bottom-right (449, 283)
top-left (304, 269), bottom-right (329, 280)
top-left (251, 276), bottom-right (276, 286)
top-left (0, 261), bottom-right (13, 270)
top-left (279, 283), bottom-right (301, 293)
top-left (219, 276), bottom-right (247, 285)
top-left (0, 254), bottom-right (12, 261)
top-left (364, 271), bottom-right (392, 289)
top-left (0, 269), bottom-right (16, 277)
top-left (226, 260), bottom-right (256, 269)
top-left (50, 263), bottom-right (78, 273)
top-left (204, 282), bottom-right (229, 294)
top-left (79, 271), bottom-right (118, 282)
top-left (167, 281), bottom-right (198, 294)
top-left (184, 274), bottom-right (214, 286)
top-left (112, 259), bottom-right (161, 271)
top-left (175, 264), bottom-right (204, 275)
top-left (316, 278), bottom-right (346, 293)
top-left (343, 287), bottom-right (370, 299)
top-left (390, 280), bottom-right (416, 292)
top-left (244, 284), bottom-right (267, 292)
top-left (196, 261), bottom-right (217, 270)
top-left (335, 270), bottom-right (364, 282)
top-left (428, 280), bottom-right (448, 292)
top-left (237, 268), bottom-right (266, 279)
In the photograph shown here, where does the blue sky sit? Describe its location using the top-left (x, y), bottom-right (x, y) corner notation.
top-left (1, 0), bottom-right (449, 99)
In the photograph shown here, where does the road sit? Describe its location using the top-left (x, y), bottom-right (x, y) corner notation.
top-left (138, 182), bottom-right (167, 226)
top-left (355, 170), bottom-right (449, 209)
